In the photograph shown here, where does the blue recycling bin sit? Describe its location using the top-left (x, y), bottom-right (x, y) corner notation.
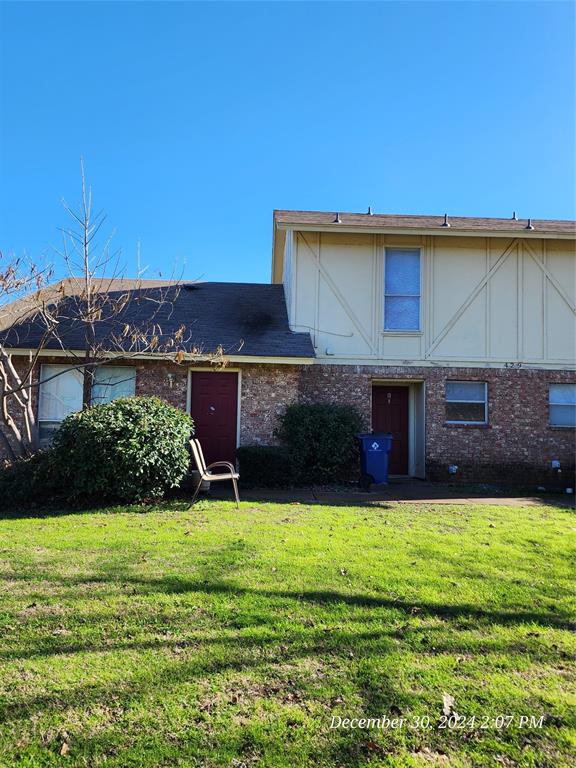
top-left (357, 432), bottom-right (393, 488)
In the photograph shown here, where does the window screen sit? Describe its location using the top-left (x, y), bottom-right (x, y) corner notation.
top-left (445, 381), bottom-right (487, 424)
top-left (549, 384), bottom-right (576, 427)
top-left (384, 249), bottom-right (421, 331)
top-left (92, 366), bottom-right (136, 405)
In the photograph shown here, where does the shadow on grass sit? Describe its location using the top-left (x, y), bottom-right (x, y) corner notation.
top-left (1, 631), bottom-right (408, 768)
top-left (0, 607), bottom-right (401, 719)
top-left (3, 585), bottom-right (572, 664)
top-left (3, 560), bottom-right (574, 765)
top-left (2, 484), bottom-right (573, 520)
top-left (3, 575), bottom-right (571, 766)
top-left (3, 571), bottom-right (574, 634)
top-left (211, 482), bottom-right (576, 508)
top-left (0, 498), bottom-right (194, 521)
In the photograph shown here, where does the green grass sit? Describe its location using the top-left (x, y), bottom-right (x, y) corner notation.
top-left (0, 500), bottom-right (574, 767)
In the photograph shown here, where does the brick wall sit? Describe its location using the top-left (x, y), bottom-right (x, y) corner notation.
top-left (298, 364), bottom-right (371, 429)
top-left (423, 367), bottom-right (576, 485)
top-left (299, 364), bottom-right (576, 486)
top-left (2, 354), bottom-right (575, 487)
top-left (0, 356), bottom-right (189, 462)
top-left (137, 361), bottom-right (302, 446)
top-left (0, 358), bottom-right (300, 459)
top-left (239, 364), bottom-right (301, 445)
top-left (134, 360), bottom-right (188, 409)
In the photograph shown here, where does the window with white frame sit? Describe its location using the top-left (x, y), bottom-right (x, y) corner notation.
top-left (445, 381), bottom-right (488, 424)
top-left (549, 384), bottom-right (576, 427)
top-left (38, 365), bottom-right (83, 447)
top-left (91, 366), bottom-right (136, 405)
top-left (384, 248), bottom-right (421, 331)
top-left (38, 364), bottom-right (136, 446)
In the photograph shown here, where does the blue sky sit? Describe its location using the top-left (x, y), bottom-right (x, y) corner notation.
top-left (1, 1), bottom-right (574, 284)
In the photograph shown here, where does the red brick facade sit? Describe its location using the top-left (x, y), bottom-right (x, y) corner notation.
top-left (239, 364), bottom-right (301, 445)
top-left (134, 360), bottom-right (188, 409)
top-left (2, 356), bottom-right (575, 487)
top-left (298, 364), bottom-right (576, 486)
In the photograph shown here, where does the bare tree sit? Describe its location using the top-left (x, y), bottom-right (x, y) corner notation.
top-left (0, 255), bottom-right (53, 458)
top-left (54, 159), bottom-right (197, 408)
top-left (0, 162), bottom-right (221, 460)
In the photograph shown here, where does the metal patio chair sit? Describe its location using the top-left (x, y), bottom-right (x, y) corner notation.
top-left (189, 438), bottom-right (240, 509)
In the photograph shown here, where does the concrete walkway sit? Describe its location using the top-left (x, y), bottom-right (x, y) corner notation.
top-left (210, 479), bottom-right (575, 509)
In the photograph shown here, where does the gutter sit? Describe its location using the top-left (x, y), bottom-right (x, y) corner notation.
top-left (274, 222), bottom-right (576, 240)
top-left (4, 348), bottom-right (316, 366)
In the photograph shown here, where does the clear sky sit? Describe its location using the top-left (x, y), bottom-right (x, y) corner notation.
top-left (1, 1), bottom-right (574, 284)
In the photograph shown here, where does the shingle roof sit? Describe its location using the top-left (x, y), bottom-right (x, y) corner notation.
top-left (1, 280), bottom-right (315, 359)
top-left (274, 209), bottom-right (576, 236)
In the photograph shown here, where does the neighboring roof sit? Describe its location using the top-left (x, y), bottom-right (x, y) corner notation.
top-left (274, 209), bottom-right (576, 236)
top-left (1, 279), bottom-right (315, 359)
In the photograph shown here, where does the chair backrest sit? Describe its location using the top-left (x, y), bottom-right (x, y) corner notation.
top-left (189, 438), bottom-right (207, 474)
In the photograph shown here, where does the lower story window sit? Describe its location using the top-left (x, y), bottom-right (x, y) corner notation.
top-left (445, 381), bottom-right (487, 424)
top-left (91, 366), bottom-right (137, 405)
top-left (38, 364), bottom-right (136, 446)
top-left (38, 365), bottom-right (83, 447)
top-left (549, 384), bottom-right (576, 427)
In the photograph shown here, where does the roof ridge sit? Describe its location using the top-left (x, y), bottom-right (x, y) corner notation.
top-left (273, 209), bottom-right (576, 225)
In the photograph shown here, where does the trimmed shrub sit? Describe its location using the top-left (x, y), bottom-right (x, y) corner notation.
top-left (236, 445), bottom-right (293, 487)
top-left (51, 396), bottom-right (193, 503)
top-left (275, 403), bottom-right (363, 484)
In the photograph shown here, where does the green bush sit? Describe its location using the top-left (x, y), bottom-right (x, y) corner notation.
top-left (275, 403), bottom-right (363, 484)
top-left (236, 445), bottom-right (293, 487)
top-left (0, 450), bottom-right (58, 508)
top-left (51, 396), bottom-right (193, 503)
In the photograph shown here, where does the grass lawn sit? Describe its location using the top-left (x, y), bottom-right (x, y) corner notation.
top-left (0, 499), bottom-right (574, 767)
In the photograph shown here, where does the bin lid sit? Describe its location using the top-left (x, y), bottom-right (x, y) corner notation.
top-left (357, 432), bottom-right (393, 439)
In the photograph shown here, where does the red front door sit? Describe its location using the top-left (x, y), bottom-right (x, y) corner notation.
top-left (190, 372), bottom-right (238, 466)
top-left (372, 385), bottom-right (409, 475)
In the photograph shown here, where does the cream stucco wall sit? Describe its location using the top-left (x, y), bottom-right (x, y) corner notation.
top-left (284, 230), bottom-right (576, 369)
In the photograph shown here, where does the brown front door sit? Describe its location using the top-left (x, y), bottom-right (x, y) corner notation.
top-left (190, 372), bottom-right (238, 466)
top-left (372, 385), bottom-right (409, 475)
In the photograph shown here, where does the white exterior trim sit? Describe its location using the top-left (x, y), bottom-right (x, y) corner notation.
top-left (6, 347), bottom-right (573, 371)
top-left (223, 355), bottom-right (313, 365)
top-left (4, 348), bottom-right (314, 366)
top-left (308, 358), bottom-right (575, 370)
top-left (275, 222), bottom-right (575, 240)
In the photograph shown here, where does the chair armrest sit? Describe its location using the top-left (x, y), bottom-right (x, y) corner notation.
top-left (207, 461), bottom-right (236, 473)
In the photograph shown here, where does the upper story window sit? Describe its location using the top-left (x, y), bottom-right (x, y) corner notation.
top-left (384, 248), bottom-right (421, 331)
top-left (38, 364), bottom-right (136, 447)
top-left (445, 381), bottom-right (488, 424)
top-left (549, 384), bottom-right (576, 427)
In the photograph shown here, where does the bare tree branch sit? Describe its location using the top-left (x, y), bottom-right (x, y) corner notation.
top-left (0, 163), bottom-right (223, 458)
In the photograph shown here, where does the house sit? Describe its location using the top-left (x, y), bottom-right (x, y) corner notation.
top-left (2, 210), bottom-right (575, 484)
